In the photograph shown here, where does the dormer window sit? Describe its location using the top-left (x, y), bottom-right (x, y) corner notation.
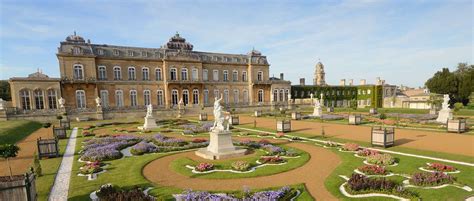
top-left (113, 49), bottom-right (119, 56)
top-left (225, 57), bottom-right (231, 62)
top-left (128, 50), bottom-right (134, 57)
top-left (73, 47), bottom-right (81, 55)
top-left (97, 49), bottom-right (104, 55)
top-left (142, 51), bottom-right (147, 57)
top-left (213, 56), bottom-right (218, 61)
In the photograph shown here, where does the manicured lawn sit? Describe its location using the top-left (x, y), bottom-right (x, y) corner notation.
top-left (0, 120), bottom-right (42, 144)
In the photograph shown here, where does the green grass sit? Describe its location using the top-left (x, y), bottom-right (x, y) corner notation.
top-left (171, 146), bottom-right (310, 179)
top-left (0, 120), bottom-right (42, 144)
top-left (35, 130), bottom-right (69, 201)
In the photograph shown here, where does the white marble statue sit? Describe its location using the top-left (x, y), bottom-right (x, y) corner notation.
top-left (95, 97), bottom-right (101, 108)
top-left (178, 98), bottom-right (183, 110)
top-left (310, 93), bottom-right (314, 100)
top-left (146, 104), bottom-right (153, 117)
top-left (211, 94), bottom-right (225, 131)
top-left (139, 104), bottom-right (157, 130)
top-left (287, 93), bottom-right (292, 101)
top-left (58, 97), bottom-right (65, 108)
top-left (312, 98), bottom-right (323, 117)
top-left (320, 94), bottom-right (325, 107)
top-left (436, 94), bottom-right (453, 123)
top-left (0, 98), bottom-right (4, 110)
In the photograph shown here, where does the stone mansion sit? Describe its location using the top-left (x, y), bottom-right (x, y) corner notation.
top-left (8, 33), bottom-right (291, 115)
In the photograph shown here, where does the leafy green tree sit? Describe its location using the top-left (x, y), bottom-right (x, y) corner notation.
top-left (0, 144), bottom-right (20, 179)
top-left (0, 80), bottom-right (11, 101)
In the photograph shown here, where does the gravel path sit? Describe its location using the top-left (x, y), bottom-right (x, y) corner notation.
top-left (48, 127), bottom-right (78, 201)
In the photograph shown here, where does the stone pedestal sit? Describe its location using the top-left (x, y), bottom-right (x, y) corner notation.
top-left (139, 116), bottom-right (158, 130)
top-left (195, 129), bottom-right (246, 160)
top-left (436, 109), bottom-right (453, 123)
top-left (96, 110), bottom-right (104, 120)
top-left (313, 107), bottom-right (322, 117)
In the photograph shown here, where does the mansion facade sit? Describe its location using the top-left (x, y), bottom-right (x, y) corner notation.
top-left (8, 33), bottom-right (291, 113)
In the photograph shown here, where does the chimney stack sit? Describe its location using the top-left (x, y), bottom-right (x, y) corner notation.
top-left (339, 79), bottom-right (346, 86)
top-left (349, 79), bottom-right (353, 86)
top-left (300, 78), bottom-right (305, 86)
top-left (280, 73), bottom-right (284, 80)
top-left (360, 79), bottom-right (366, 85)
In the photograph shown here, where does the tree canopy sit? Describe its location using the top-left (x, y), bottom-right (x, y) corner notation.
top-left (0, 80), bottom-right (11, 101)
top-left (425, 63), bottom-right (473, 106)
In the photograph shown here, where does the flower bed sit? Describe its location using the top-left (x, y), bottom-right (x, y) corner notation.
top-left (410, 172), bottom-right (456, 187)
top-left (179, 122), bottom-right (213, 134)
top-left (262, 144), bottom-right (285, 155)
top-left (80, 161), bottom-right (104, 175)
top-left (82, 131), bottom-right (95, 137)
top-left (258, 156), bottom-right (286, 164)
top-left (153, 134), bottom-right (188, 147)
top-left (231, 161), bottom-right (251, 171)
top-left (191, 138), bottom-right (207, 143)
top-left (347, 174), bottom-right (417, 199)
top-left (81, 135), bottom-right (141, 161)
top-left (357, 165), bottom-right (388, 175)
top-left (94, 184), bottom-right (154, 201)
top-left (325, 141), bottom-right (339, 147)
top-left (173, 186), bottom-right (295, 200)
top-left (195, 162), bottom-right (214, 172)
top-left (342, 143), bottom-right (360, 151)
top-left (366, 154), bottom-right (396, 166)
top-left (357, 148), bottom-right (379, 157)
top-left (426, 163), bottom-right (457, 172)
top-left (130, 141), bottom-right (158, 155)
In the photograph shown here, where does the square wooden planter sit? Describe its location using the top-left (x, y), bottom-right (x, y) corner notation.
top-left (59, 119), bottom-right (70, 130)
top-left (371, 126), bottom-right (395, 147)
top-left (291, 112), bottom-right (301, 120)
top-left (199, 113), bottom-right (208, 121)
top-left (327, 107), bottom-right (334, 112)
top-left (254, 110), bottom-right (262, 117)
top-left (276, 119), bottom-right (291, 133)
top-left (349, 114), bottom-right (362, 125)
top-left (37, 137), bottom-right (59, 159)
top-left (230, 115), bottom-right (240, 125)
top-left (447, 119), bottom-right (467, 133)
top-left (369, 108), bottom-right (378, 115)
top-left (53, 126), bottom-right (67, 139)
top-left (0, 170), bottom-right (36, 201)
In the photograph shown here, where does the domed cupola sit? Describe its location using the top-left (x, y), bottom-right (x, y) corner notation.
top-left (163, 32), bottom-right (193, 51)
top-left (65, 31), bottom-right (85, 43)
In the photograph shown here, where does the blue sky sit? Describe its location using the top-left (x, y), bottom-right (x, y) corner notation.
top-left (0, 0), bottom-right (472, 87)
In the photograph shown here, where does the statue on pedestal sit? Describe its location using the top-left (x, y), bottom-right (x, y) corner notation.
top-left (139, 104), bottom-right (158, 130)
top-left (146, 104), bottom-right (153, 118)
top-left (211, 94), bottom-right (225, 132)
top-left (95, 97), bottom-right (102, 108)
top-left (436, 94), bottom-right (453, 123)
top-left (312, 98), bottom-right (323, 117)
top-left (58, 97), bottom-right (65, 109)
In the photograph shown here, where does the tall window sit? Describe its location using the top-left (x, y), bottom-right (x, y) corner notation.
top-left (285, 90), bottom-right (289, 101)
top-left (233, 89), bottom-right (239, 103)
top-left (157, 90), bottom-right (164, 106)
top-left (223, 70), bottom-right (228, 81)
top-left (171, 90), bottom-right (178, 106)
top-left (214, 90), bottom-right (219, 100)
top-left (257, 71), bottom-right (263, 81)
top-left (128, 67), bottom-right (136, 80)
top-left (203, 89), bottom-right (209, 105)
top-left (182, 90), bottom-right (189, 106)
top-left (243, 90), bottom-right (249, 104)
top-left (279, 89), bottom-right (284, 102)
top-left (47, 89), bottom-right (57, 109)
top-left (273, 90), bottom-right (278, 102)
top-left (130, 90), bottom-right (137, 106)
top-left (115, 90), bottom-right (124, 107)
top-left (242, 71), bottom-right (247, 81)
top-left (34, 89), bottom-right (44, 109)
top-left (258, 89), bottom-right (264, 103)
top-left (143, 90), bottom-right (151, 106)
top-left (73, 47), bottom-right (81, 55)
top-left (170, 68), bottom-right (177, 81)
top-left (192, 89), bottom-right (199, 105)
top-left (98, 66), bottom-right (106, 80)
top-left (213, 70), bottom-right (219, 81)
top-left (114, 66), bottom-right (122, 80)
top-left (192, 68), bottom-right (198, 81)
top-left (100, 90), bottom-right (109, 108)
top-left (223, 89), bottom-right (229, 104)
top-left (142, 67), bottom-right (149, 81)
top-left (73, 64), bottom-right (84, 80)
top-left (181, 68), bottom-right (188, 81)
top-left (155, 68), bottom-right (162, 81)
top-left (20, 89), bottom-right (31, 110)
top-left (202, 69), bottom-right (208, 81)
top-left (76, 90), bottom-right (86, 109)
top-left (232, 70), bottom-right (238, 81)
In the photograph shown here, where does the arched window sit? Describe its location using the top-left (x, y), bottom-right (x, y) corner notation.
top-left (233, 89), bottom-right (239, 103)
top-left (213, 70), bottom-right (219, 81)
top-left (170, 68), bottom-right (177, 81)
top-left (73, 46), bottom-right (81, 55)
top-left (76, 90), bottom-right (86, 109)
top-left (115, 90), bottom-right (124, 107)
top-left (192, 68), bottom-right (198, 81)
top-left (213, 89), bottom-right (219, 100)
top-left (98, 66), bottom-right (106, 80)
top-left (157, 90), bottom-right (164, 106)
top-left (19, 89), bottom-right (31, 110)
top-left (279, 89), bottom-right (284, 102)
top-left (243, 90), bottom-right (248, 104)
top-left (181, 68), bottom-right (188, 81)
top-left (258, 89), bottom-right (264, 103)
top-left (142, 67), bottom-right (149, 81)
top-left (285, 89), bottom-right (289, 101)
top-left (192, 89), bottom-right (199, 105)
top-left (155, 68), bottom-right (162, 81)
top-left (143, 90), bottom-right (151, 106)
top-left (34, 89), bottom-right (44, 110)
top-left (223, 89), bottom-right (229, 104)
top-left (203, 89), bottom-right (209, 105)
top-left (171, 90), bottom-right (178, 106)
top-left (100, 90), bottom-right (109, 108)
top-left (73, 64), bottom-right (84, 80)
top-left (128, 67), bottom-right (136, 80)
top-left (113, 66), bottom-right (121, 80)
top-left (232, 70), bottom-right (238, 81)
top-left (202, 69), bottom-right (208, 81)
top-left (242, 71), bottom-right (247, 81)
top-left (130, 90), bottom-right (137, 106)
top-left (47, 89), bottom-right (57, 109)
top-left (273, 89), bottom-right (278, 102)
top-left (182, 89), bottom-right (189, 106)
top-left (257, 71), bottom-right (263, 81)
top-left (223, 70), bottom-right (228, 81)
